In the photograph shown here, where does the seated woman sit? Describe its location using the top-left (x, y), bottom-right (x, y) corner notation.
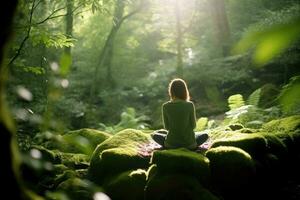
top-left (151, 78), bottom-right (209, 150)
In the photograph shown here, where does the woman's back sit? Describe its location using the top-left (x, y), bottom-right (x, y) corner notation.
top-left (163, 99), bottom-right (197, 149)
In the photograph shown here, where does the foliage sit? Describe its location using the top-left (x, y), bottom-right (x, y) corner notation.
top-left (233, 5), bottom-right (300, 66)
top-left (98, 107), bottom-right (150, 134)
top-left (278, 76), bottom-right (300, 114)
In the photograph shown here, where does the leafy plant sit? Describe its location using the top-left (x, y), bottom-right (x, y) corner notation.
top-left (278, 76), bottom-right (300, 114)
top-left (98, 107), bottom-right (150, 134)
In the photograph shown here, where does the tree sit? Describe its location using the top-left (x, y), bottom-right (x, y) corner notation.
top-left (208, 0), bottom-right (231, 57)
top-left (90, 0), bottom-right (146, 98)
top-left (175, 0), bottom-right (183, 78)
top-left (65, 0), bottom-right (74, 56)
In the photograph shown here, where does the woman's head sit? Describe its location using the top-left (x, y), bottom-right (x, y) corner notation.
top-left (168, 78), bottom-right (190, 101)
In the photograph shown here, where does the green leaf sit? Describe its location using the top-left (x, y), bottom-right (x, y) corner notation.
top-left (279, 76), bottom-right (300, 113)
top-left (247, 88), bottom-right (261, 106)
top-left (228, 94), bottom-right (245, 110)
top-left (233, 17), bottom-right (300, 66)
top-left (59, 53), bottom-right (72, 76)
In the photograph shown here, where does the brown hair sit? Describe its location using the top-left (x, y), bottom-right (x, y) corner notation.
top-left (168, 78), bottom-right (190, 101)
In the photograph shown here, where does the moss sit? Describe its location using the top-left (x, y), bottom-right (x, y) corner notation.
top-left (150, 148), bottom-right (211, 186)
top-left (260, 133), bottom-right (288, 159)
top-left (57, 178), bottom-right (104, 200)
top-left (30, 145), bottom-right (61, 164)
top-left (145, 174), bottom-right (220, 200)
top-left (88, 129), bottom-right (151, 184)
top-left (55, 152), bottom-right (89, 169)
top-left (211, 133), bottom-right (267, 158)
top-left (47, 129), bottom-right (111, 155)
top-left (103, 169), bottom-right (147, 200)
top-left (240, 128), bottom-right (256, 133)
top-left (53, 170), bottom-right (77, 189)
top-left (53, 164), bottom-right (69, 175)
top-left (262, 115), bottom-right (300, 133)
top-left (196, 117), bottom-right (208, 131)
top-left (205, 146), bottom-right (255, 194)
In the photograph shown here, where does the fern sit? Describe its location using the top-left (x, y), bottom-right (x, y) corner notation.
top-left (278, 76), bottom-right (300, 113)
top-left (247, 88), bottom-right (261, 106)
top-left (228, 94), bottom-right (245, 110)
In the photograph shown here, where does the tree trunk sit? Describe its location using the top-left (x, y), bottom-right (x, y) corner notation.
top-left (90, 0), bottom-right (125, 99)
top-left (0, 1), bottom-right (25, 199)
top-left (175, 0), bottom-right (183, 78)
top-left (65, 0), bottom-right (73, 56)
top-left (209, 0), bottom-right (231, 57)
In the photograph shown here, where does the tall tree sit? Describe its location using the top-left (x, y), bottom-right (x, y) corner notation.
top-left (90, 0), bottom-right (145, 98)
top-left (209, 0), bottom-right (231, 57)
top-left (65, 0), bottom-right (73, 56)
top-left (175, 0), bottom-right (183, 78)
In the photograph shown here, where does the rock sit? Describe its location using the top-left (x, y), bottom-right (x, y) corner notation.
top-left (262, 115), bottom-right (300, 133)
top-left (46, 128), bottom-right (111, 155)
top-left (211, 133), bottom-right (268, 158)
top-left (150, 148), bottom-right (211, 186)
top-left (262, 115), bottom-right (300, 152)
top-left (88, 129), bottom-right (151, 184)
top-left (205, 146), bottom-right (256, 196)
top-left (103, 169), bottom-right (147, 200)
top-left (57, 178), bottom-right (107, 200)
top-left (145, 173), bottom-right (220, 200)
top-left (56, 152), bottom-right (89, 169)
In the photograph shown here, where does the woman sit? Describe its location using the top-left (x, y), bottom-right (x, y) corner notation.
top-left (151, 78), bottom-right (209, 150)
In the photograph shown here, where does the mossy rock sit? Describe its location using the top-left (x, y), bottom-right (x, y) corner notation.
top-left (55, 151), bottom-right (89, 169)
top-left (211, 133), bottom-right (268, 158)
top-left (260, 133), bottom-right (288, 160)
top-left (262, 115), bottom-right (300, 133)
top-left (53, 170), bottom-right (78, 189)
top-left (145, 174), bottom-right (220, 200)
top-left (30, 145), bottom-right (61, 164)
top-left (57, 178), bottom-right (106, 200)
top-left (88, 129), bottom-right (151, 184)
top-left (53, 164), bottom-right (69, 175)
top-left (150, 148), bottom-right (211, 186)
top-left (103, 169), bottom-right (147, 200)
top-left (46, 129), bottom-right (111, 155)
top-left (205, 146), bottom-right (256, 195)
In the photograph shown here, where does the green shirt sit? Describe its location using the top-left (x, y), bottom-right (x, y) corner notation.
top-left (162, 99), bottom-right (197, 149)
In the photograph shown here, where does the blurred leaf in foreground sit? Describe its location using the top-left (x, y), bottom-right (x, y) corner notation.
top-left (233, 17), bottom-right (300, 66)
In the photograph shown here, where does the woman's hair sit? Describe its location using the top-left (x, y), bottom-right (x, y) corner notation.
top-left (168, 78), bottom-right (190, 101)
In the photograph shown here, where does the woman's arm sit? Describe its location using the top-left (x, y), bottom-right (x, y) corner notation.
top-left (190, 103), bottom-right (196, 129)
top-left (162, 104), bottom-right (169, 130)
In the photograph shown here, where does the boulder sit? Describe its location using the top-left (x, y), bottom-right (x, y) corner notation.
top-left (205, 146), bottom-right (256, 196)
top-left (145, 173), bottom-right (220, 200)
top-left (150, 148), bottom-right (211, 186)
top-left (103, 169), bottom-right (147, 200)
top-left (211, 133), bottom-right (267, 158)
top-left (46, 128), bottom-right (111, 155)
top-left (88, 129), bottom-right (151, 184)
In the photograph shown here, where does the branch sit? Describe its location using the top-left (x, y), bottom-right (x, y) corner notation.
top-left (34, 2), bottom-right (85, 25)
top-left (35, 6), bottom-right (66, 25)
top-left (9, 0), bottom-right (36, 65)
top-left (119, 1), bottom-right (146, 24)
